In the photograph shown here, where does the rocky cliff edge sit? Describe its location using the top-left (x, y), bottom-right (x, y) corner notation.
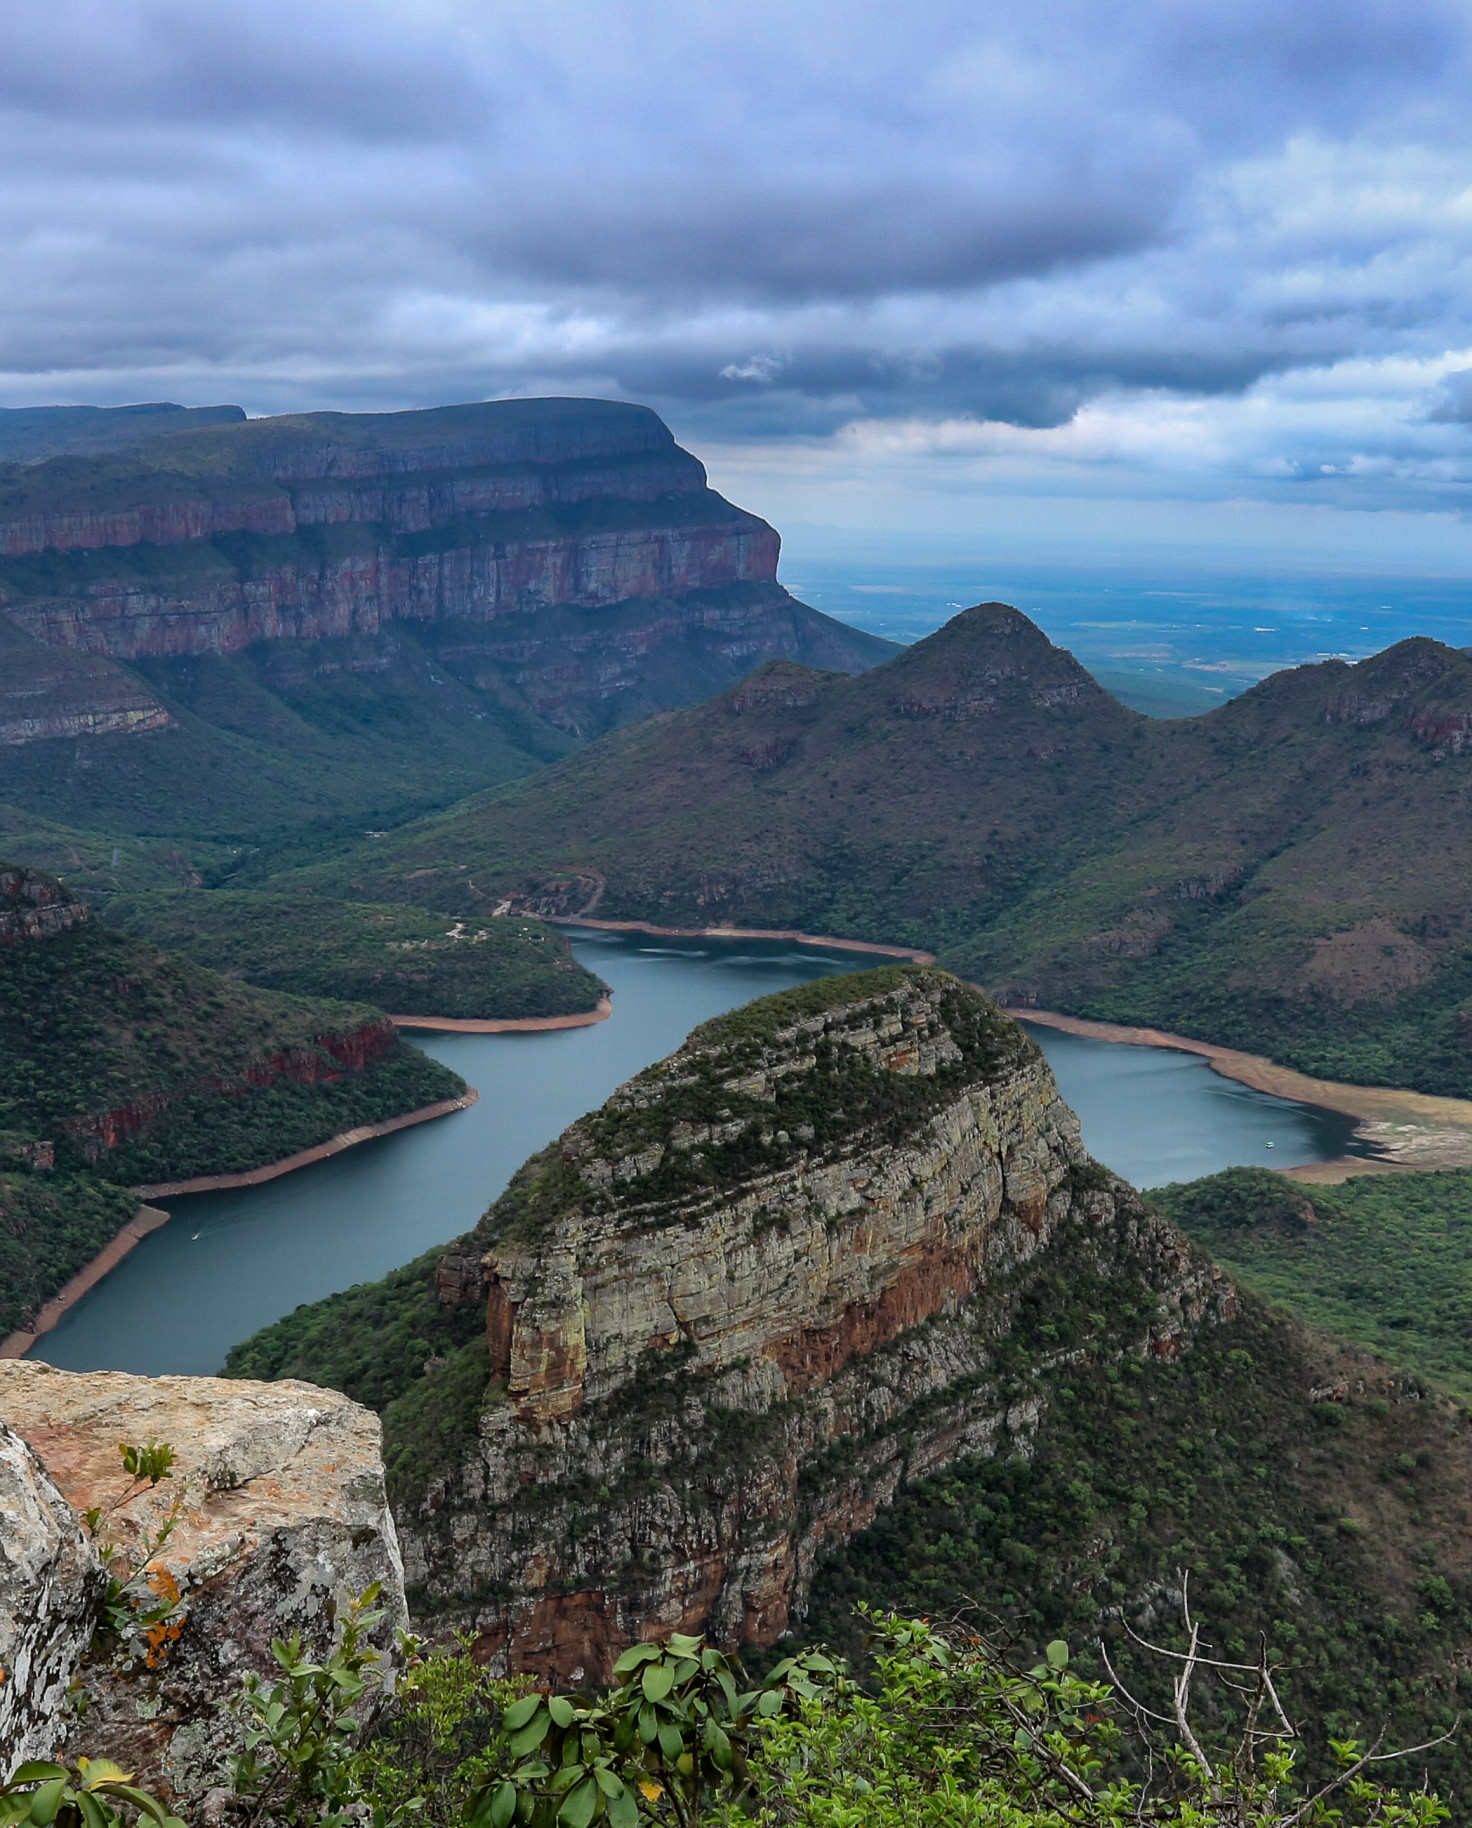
top-left (0, 1363), bottom-right (407, 1792)
top-left (414, 966), bottom-right (1230, 1681)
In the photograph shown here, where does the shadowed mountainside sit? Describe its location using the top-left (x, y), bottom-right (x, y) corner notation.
top-left (285, 602), bottom-right (1472, 1095)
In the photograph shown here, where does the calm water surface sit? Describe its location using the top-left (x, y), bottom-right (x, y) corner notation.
top-left (34, 931), bottom-right (1366, 1377)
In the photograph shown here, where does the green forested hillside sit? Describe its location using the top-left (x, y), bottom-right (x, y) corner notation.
top-left (1156, 1166), bottom-right (1472, 1399)
top-left (0, 1160), bottom-right (137, 1337)
top-left (105, 890), bottom-right (606, 1020)
top-left (284, 606), bottom-right (1472, 1095)
top-left (0, 865), bottom-right (464, 1186)
top-left (0, 623), bottom-right (572, 859)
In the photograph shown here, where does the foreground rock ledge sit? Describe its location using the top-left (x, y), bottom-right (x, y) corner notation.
top-left (0, 1362), bottom-right (407, 1794)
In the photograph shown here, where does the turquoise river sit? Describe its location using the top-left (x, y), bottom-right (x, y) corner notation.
top-left (32, 928), bottom-right (1368, 1377)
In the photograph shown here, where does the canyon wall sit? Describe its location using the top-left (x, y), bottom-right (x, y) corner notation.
top-left (0, 400), bottom-right (782, 664)
top-left (409, 967), bottom-right (1228, 1682)
top-left (0, 1362), bottom-right (406, 1792)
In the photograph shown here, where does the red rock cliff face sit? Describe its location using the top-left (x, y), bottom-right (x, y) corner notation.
top-left (0, 864), bottom-right (91, 942)
top-left (62, 1017), bottom-right (398, 1161)
top-left (0, 401), bottom-right (782, 662)
top-left (406, 969), bottom-right (1229, 1682)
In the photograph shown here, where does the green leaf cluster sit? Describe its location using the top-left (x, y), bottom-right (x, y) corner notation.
top-left (0, 1762), bottom-right (182, 1828)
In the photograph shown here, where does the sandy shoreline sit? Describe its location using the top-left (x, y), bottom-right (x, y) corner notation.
top-left (554, 915), bottom-right (935, 963)
top-left (389, 996), bottom-right (612, 1033)
top-left (1009, 1007), bottom-right (1472, 1180)
top-left (1, 1089), bottom-right (481, 1359)
top-left (0, 1204), bottom-right (172, 1359)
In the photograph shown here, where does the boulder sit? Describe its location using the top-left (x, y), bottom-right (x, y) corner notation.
top-left (0, 1362), bottom-right (406, 1800)
top-left (0, 1417), bottom-right (103, 1768)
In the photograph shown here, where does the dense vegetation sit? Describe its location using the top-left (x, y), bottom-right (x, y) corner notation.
top-left (0, 623), bottom-right (569, 858)
top-left (0, 1159), bottom-right (136, 1336)
top-left (223, 1244), bottom-right (488, 1411)
top-left (0, 904), bottom-right (462, 1173)
top-left (805, 1264), bottom-right (1472, 1795)
top-left (0, 862), bottom-right (466, 1338)
top-left (283, 607), bottom-right (1472, 1097)
top-left (97, 1043), bottom-right (465, 1187)
top-left (1156, 1166), bottom-right (1472, 1400)
top-left (484, 967), bottom-right (1028, 1246)
top-left (105, 890), bottom-right (606, 1020)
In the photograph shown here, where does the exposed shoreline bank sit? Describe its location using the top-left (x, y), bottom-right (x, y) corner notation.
top-left (0, 1204), bottom-right (172, 1360)
top-left (0, 1091), bottom-right (481, 1358)
top-left (554, 915), bottom-right (935, 963)
top-left (389, 997), bottom-right (612, 1034)
top-left (549, 921), bottom-right (1460, 1180)
top-left (1009, 1008), bottom-right (1472, 1181)
top-left (131, 1090), bottom-right (480, 1198)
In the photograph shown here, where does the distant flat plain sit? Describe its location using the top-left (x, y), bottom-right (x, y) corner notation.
top-left (779, 554), bottom-right (1472, 715)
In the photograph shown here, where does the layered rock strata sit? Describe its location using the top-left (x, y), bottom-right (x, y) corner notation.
top-left (0, 400), bottom-right (781, 662)
top-left (412, 967), bottom-right (1227, 1681)
top-left (0, 1362), bottom-right (407, 1793)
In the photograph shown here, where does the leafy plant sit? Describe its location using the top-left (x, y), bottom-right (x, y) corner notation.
top-left (468, 1633), bottom-right (833, 1828)
top-left (229, 1585), bottom-right (393, 1828)
top-left (81, 1442), bottom-right (186, 1669)
top-left (725, 1610), bottom-right (1453, 1828)
top-left (0, 1761), bottom-right (183, 1828)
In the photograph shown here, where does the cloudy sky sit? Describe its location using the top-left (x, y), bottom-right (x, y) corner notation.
top-left (6, 0), bottom-right (1472, 570)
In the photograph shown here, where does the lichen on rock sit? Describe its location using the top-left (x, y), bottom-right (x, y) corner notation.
top-left (0, 1416), bottom-right (104, 1765)
top-left (0, 1362), bottom-right (407, 1798)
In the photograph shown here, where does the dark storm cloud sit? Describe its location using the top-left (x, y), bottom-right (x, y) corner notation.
top-left (2, 0), bottom-right (1472, 496)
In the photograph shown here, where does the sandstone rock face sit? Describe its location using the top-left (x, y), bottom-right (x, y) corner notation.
top-left (0, 1363), bottom-right (407, 1798)
top-left (0, 865), bottom-right (91, 944)
top-left (0, 401), bottom-right (781, 666)
top-left (411, 968), bottom-right (1227, 1681)
top-left (0, 1418), bottom-right (104, 1766)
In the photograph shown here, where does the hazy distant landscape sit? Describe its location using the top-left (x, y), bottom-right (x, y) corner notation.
top-left (782, 549), bottom-right (1472, 714)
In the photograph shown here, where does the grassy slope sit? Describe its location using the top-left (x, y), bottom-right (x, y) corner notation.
top-left (104, 890), bottom-right (607, 1020)
top-left (283, 607), bottom-right (1472, 1096)
top-left (1155, 1166), bottom-right (1472, 1401)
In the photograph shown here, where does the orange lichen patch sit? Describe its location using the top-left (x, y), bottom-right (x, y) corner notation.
top-left (772, 1235), bottom-right (983, 1395)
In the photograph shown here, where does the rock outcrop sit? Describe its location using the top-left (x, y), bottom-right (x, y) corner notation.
top-left (0, 1417), bottom-right (104, 1765)
top-left (0, 863), bottom-right (91, 943)
top-left (408, 967), bottom-right (1227, 1681)
top-left (0, 1362), bottom-right (406, 1793)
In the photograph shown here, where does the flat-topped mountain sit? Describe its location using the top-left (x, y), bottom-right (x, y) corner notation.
top-left (0, 398), bottom-right (892, 846)
top-left (294, 604), bottom-right (1472, 1097)
top-left (0, 402), bottom-right (246, 465)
